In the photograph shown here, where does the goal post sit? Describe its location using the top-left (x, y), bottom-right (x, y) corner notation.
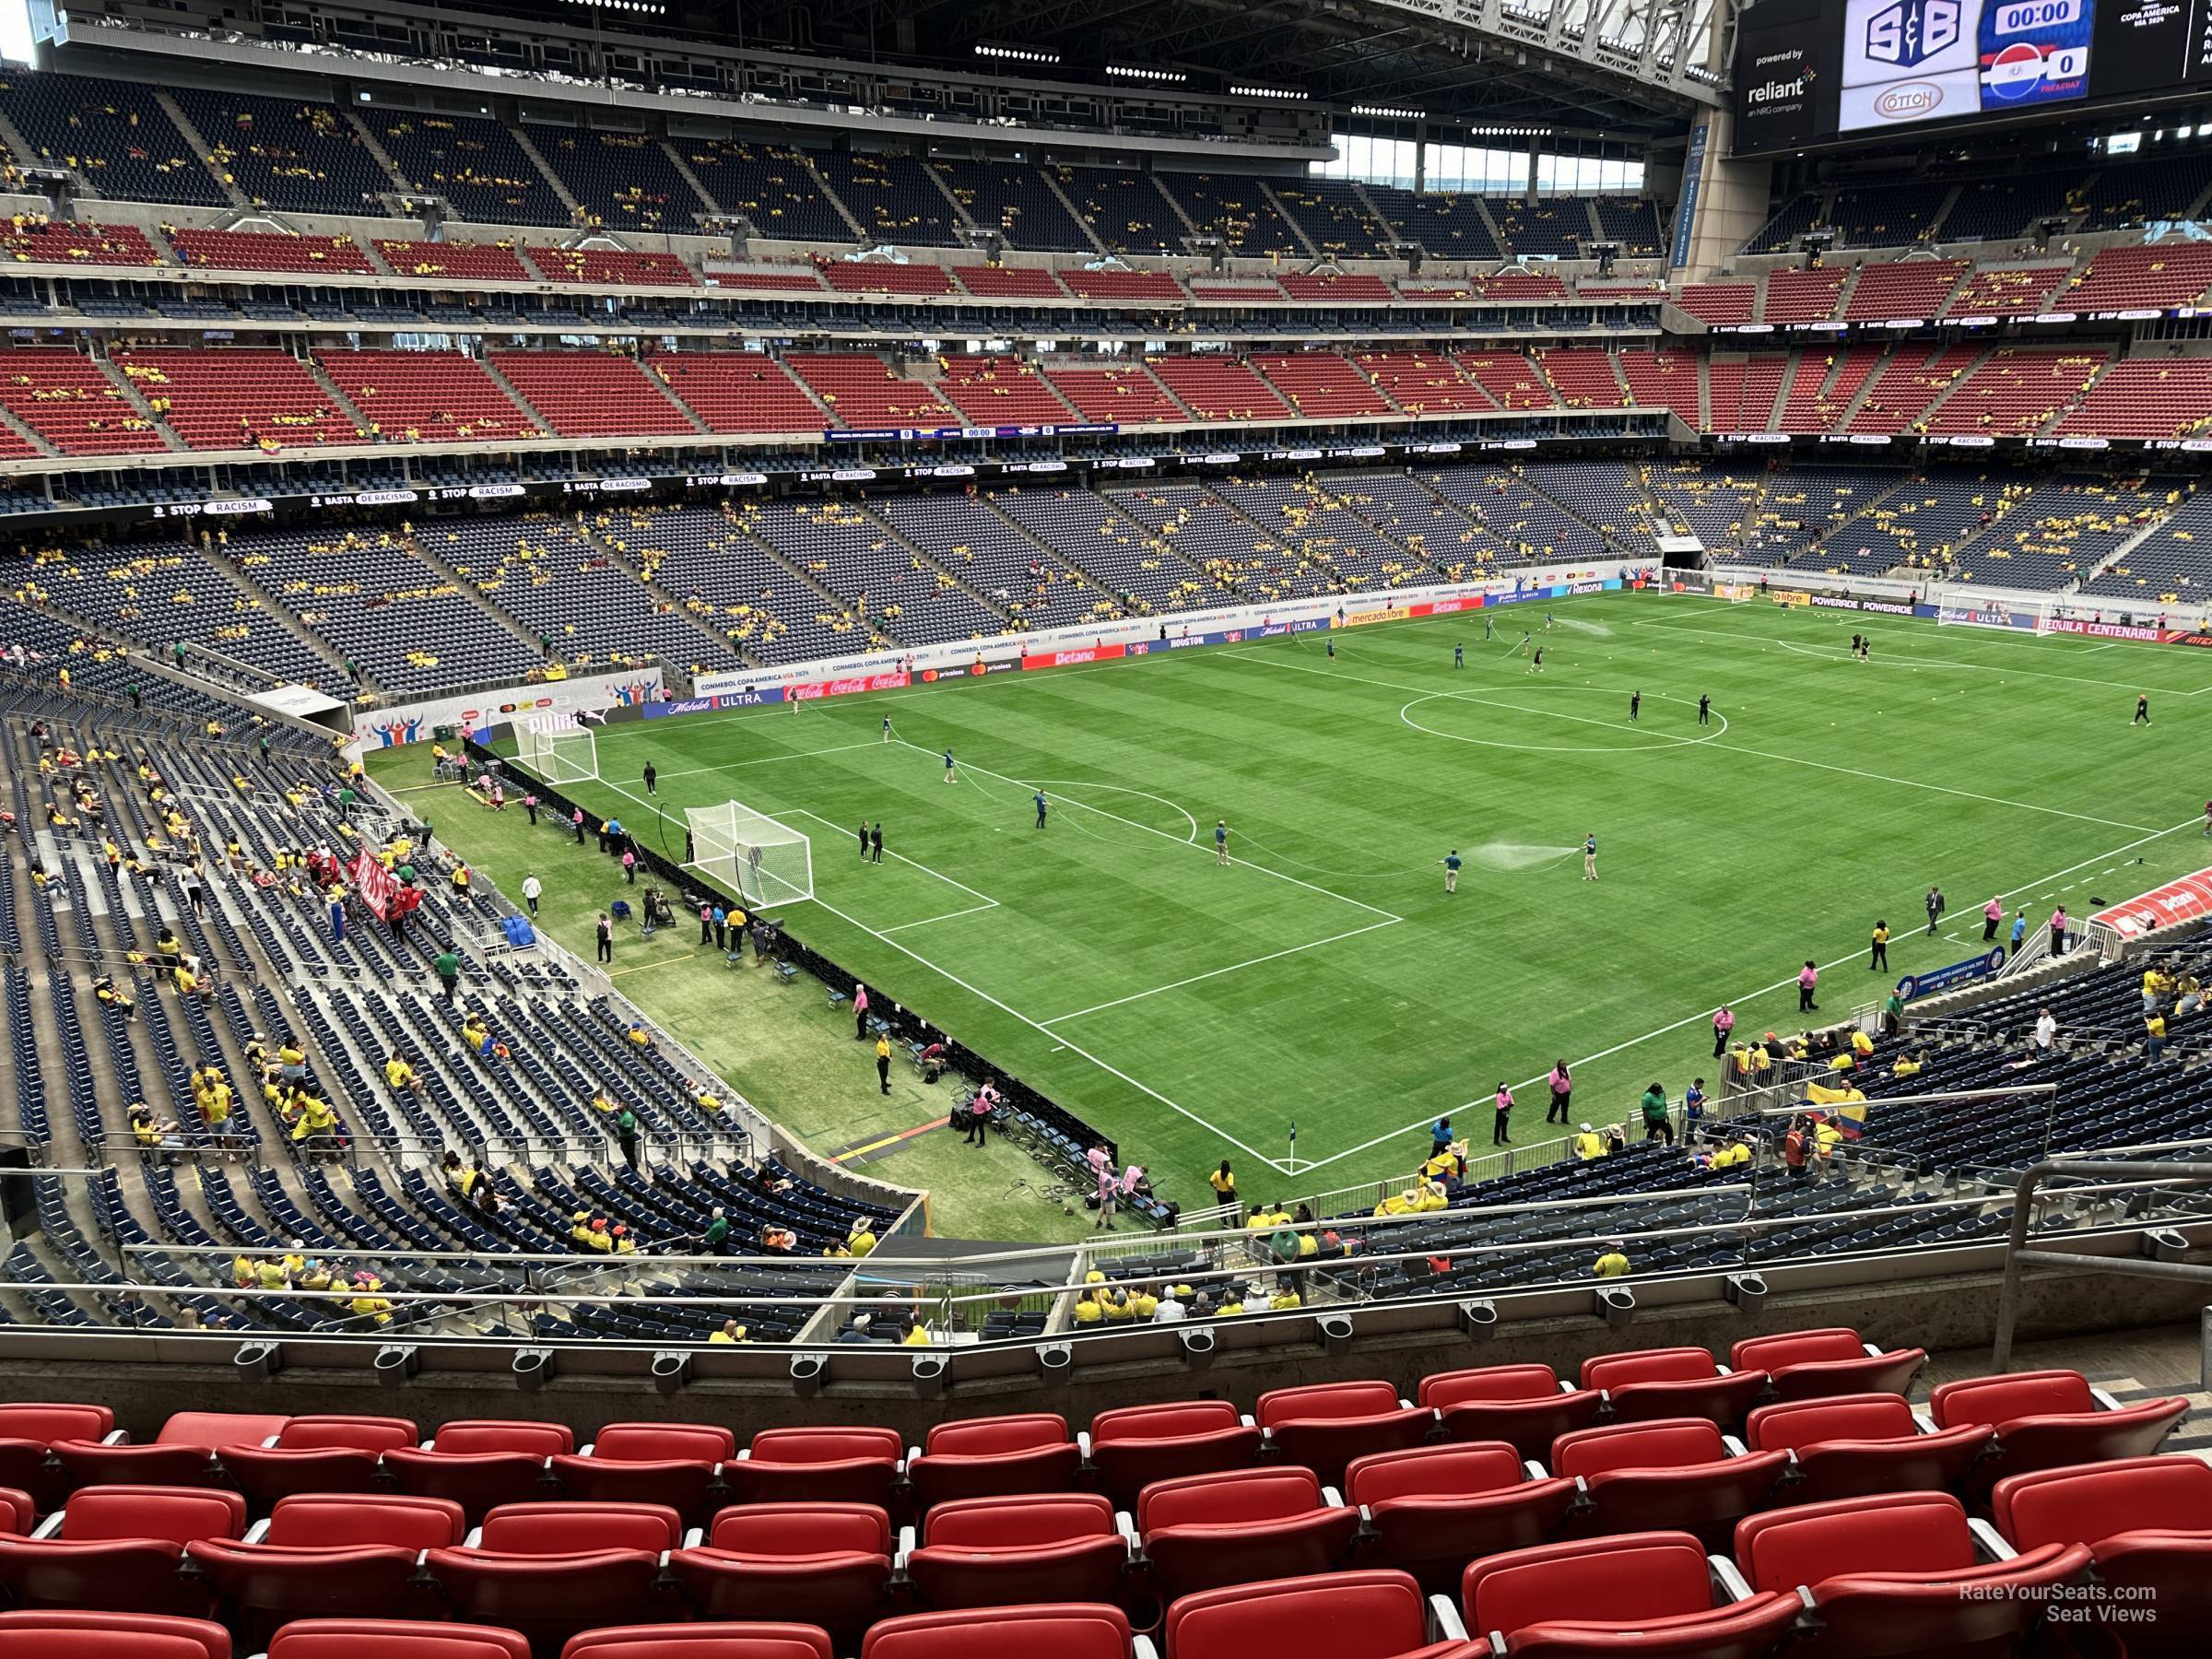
top-left (513, 718), bottom-right (599, 786)
top-left (684, 801), bottom-right (814, 910)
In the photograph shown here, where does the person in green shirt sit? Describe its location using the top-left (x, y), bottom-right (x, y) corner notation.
top-left (1640, 1083), bottom-right (1673, 1146)
top-left (1882, 988), bottom-right (1906, 1037)
top-left (434, 948), bottom-right (461, 1002)
top-left (702, 1208), bottom-right (729, 1255)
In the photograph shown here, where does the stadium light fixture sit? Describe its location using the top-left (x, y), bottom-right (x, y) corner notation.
top-left (1352, 103), bottom-right (1422, 119)
top-left (1107, 64), bottom-right (1188, 83)
top-left (1230, 83), bottom-right (1308, 100)
top-left (562, 0), bottom-right (667, 12)
top-left (977, 42), bottom-right (1063, 65)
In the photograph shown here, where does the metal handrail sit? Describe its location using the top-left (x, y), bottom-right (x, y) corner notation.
top-left (1991, 1157), bottom-right (2212, 1371)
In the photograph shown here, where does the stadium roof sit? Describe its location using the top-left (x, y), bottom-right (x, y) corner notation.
top-left (488, 0), bottom-right (1721, 136)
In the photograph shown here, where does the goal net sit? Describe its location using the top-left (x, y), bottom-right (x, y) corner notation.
top-left (685, 801), bottom-right (814, 910)
top-left (514, 719), bottom-right (599, 785)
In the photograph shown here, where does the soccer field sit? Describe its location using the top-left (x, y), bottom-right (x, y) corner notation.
top-left (495, 592), bottom-right (2212, 1197)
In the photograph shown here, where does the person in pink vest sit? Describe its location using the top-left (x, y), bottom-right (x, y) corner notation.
top-left (1983, 895), bottom-right (2004, 942)
top-left (1797, 961), bottom-right (1819, 1013)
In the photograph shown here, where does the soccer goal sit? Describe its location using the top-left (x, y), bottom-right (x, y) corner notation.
top-left (685, 801), bottom-right (814, 910)
top-left (514, 718), bottom-right (599, 785)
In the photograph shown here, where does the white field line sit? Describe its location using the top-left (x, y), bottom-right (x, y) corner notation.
top-left (788, 807), bottom-right (998, 907)
top-left (1226, 643), bottom-right (2158, 835)
top-left (888, 735), bottom-right (1402, 924)
top-left (880, 902), bottom-right (1002, 934)
top-left (1296, 811), bottom-right (2207, 1175)
top-left (1039, 917), bottom-right (1402, 1027)
top-left (656, 739), bottom-right (885, 779)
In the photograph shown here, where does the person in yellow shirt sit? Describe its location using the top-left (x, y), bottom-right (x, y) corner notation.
top-left (347, 1273), bottom-right (394, 1325)
top-left (589, 1088), bottom-right (618, 1116)
top-left (709, 1320), bottom-right (748, 1344)
top-left (200, 1078), bottom-right (233, 1131)
top-left (1267, 1285), bottom-right (1302, 1311)
top-left (1573, 1122), bottom-right (1606, 1160)
top-left (1890, 1052), bottom-right (1925, 1078)
top-left (1709, 1137), bottom-right (1752, 1171)
top-left (901, 1317), bottom-right (930, 1347)
top-left (1848, 1028), bottom-right (1875, 1060)
top-left (1410, 1180), bottom-right (1448, 1212)
top-left (1593, 1244), bottom-right (1631, 1278)
top-left (289, 1096), bottom-right (338, 1146)
top-left (847, 1223), bottom-right (877, 1258)
top-left (1100, 1288), bottom-right (1135, 1323)
top-left (1129, 1284), bottom-right (1159, 1318)
top-left (1072, 1292), bottom-right (1102, 1324)
top-left (253, 1256), bottom-right (290, 1291)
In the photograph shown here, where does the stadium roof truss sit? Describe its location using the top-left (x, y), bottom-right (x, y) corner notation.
top-left (927, 0), bottom-right (1730, 130)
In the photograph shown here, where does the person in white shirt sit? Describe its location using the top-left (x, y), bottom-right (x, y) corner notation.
top-left (1153, 1292), bottom-right (1187, 1324)
top-left (2032, 1008), bottom-right (2057, 1061)
top-left (521, 874), bottom-right (542, 917)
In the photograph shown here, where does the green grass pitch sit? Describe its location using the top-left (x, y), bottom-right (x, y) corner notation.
top-left (439, 592), bottom-right (2212, 1206)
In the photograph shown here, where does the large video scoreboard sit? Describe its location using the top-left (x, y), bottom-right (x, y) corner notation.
top-left (1735, 0), bottom-right (2212, 153)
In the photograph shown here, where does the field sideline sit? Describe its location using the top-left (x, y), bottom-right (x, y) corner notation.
top-left (416, 590), bottom-right (2212, 1206)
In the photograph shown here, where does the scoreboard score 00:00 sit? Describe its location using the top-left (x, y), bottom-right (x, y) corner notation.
top-left (1993, 0), bottom-right (2082, 32)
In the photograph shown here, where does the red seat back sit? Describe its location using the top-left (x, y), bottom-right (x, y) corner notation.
top-left (1735, 1491), bottom-right (1975, 1593)
top-left (64, 1486), bottom-right (247, 1545)
top-left (1085, 1405), bottom-right (1260, 1505)
top-left (268, 1619), bottom-right (531, 1658)
top-left (1552, 1420), bottom-right (1725, 1481)
top-left (476, 1501), bottom-right (682, 1554)
top-left (1138, 1465), bottom-right (1324, 1533)
top-left (923, 1492), bottom-right (1114, 1547)
top-left (265, 1493), bottom-right (466, 1549)
top-left (1418, 1366), bottom-right (1560, 1408)
top-left (748, 1428), bottom-right (902, 1465)
top-left (1463, 1531), bottom-right (1719, 1634)
top-left (1256, 1382), bottom-right (1405, 1428)
top-left (1730, 1330), bottom-right (1866, 1371)
top-left (1580, 1349), bottom-right (1718, 1390)
top-left (1091, 1402), bottom-right (1241, 1441)
top-left (1744, 1394), bottom-right (1916, 1453)
top-left (382, 1450), bottom-right (558, 1524)
top-left (276, 1418), bottom-right (418, 1453)
top-left (561, 1626), bottom-right (835, 1659)
top-left (154, 1414), bottom-right (288, 1449)
top-left (1928, 1369), bottom-right (2096, 1429)
top-left (585, 1425), bottom-right (735, 1465)
top-left (1165, 1569), bottom-right (1433, 1659)
top-left (0, 1406), bottom-right (115, 1444)
top-left (0, 1610), bottom-right (230, 1658)
top-left (431, 1422), bottom-right (575, 1457)
top-left (1347, 1443), bottom-right (1525, 1507)
top-left (0, 1488), bottom-right (31, 1535)
top-left (924, 1415), bottom-right (1067, 1455)
top-left (1994, 1454), bottom-right (2212, 1549)
top-left (863, 1604), bottom-right (1132, 1659)
top-left (704, 1502), bottom-right (891, 1557)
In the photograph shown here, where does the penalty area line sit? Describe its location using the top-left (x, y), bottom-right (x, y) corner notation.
top-left (1039, 917), bottom-right (1403, 1027)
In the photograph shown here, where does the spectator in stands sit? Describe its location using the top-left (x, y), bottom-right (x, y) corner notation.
top-left (92, 974), bottom-right (135, 1019)
top-left (1155, 1287), bottom-right (1186, 1323)
top-left (2031, 1006), bottom-right (2058, 1063)
top-left (614, 1105), bottom-right (640, 1169)
top-left (384, 1053), bottom-right (419, 1102)
top-left (435, 945), bottom-right (461, 1001)
top-left (710, 1319), bottom-right (747, 1344)
top-left (1573, 1122), bottom-right (1605, 1160)
top-left (1640, 1082), bottom-right (1673, 1145)
top-left (1593, 1241), bottom-right (1630, 1278)
top-left (2146, 1011), bottom-right (2168, 1064)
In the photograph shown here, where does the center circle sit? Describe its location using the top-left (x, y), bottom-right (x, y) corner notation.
top-left (1398, 686), bottom-right (1730, 754)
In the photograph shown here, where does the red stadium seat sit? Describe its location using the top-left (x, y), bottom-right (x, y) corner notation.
top-left (1551, 1419), bottom-right (1787, 1547)
top-left (720, 1426), bottom-right (903, 1509)
top-left (1255, 1382), bottom-right (1435, 1485)
top-left (904, 1490), bottom-right (1129, 1609)
top-left (1085, 1402), bottom-right (1261, 1506)
top-left (1734, 1489), bottom-right (2089, 1659)
top-left (561, 1627), bottom-right (835, 1659)
top-left (549, 1423), bottom-right (735, 1524)
top-left (220, 1416), bottom-right (418, 1512)
top-left (1744, 1394), bottom-right (1990, 1502)
top-left (1928, 1370), bottom-right (2188, 1497)
top-left (1166, 1568), bottom-right (1483, 1659)
top-left (267, 1620), bottom-right (531, 1659)
top-left (188, 1492), bottom-right (465, 1644)
top-left (668, 1501), bottom-right (892, 1646)
top-left (908, 1414), bottom-right (1083, 1510)
top-left (0, 1610), bottom-right (231, 1658)
top-left (1462, 1531), bottom-right (1799, 1659)
top-left (385, 1421), bottom-right (571, 1524)
top-left (1418, 1366), bottom-right (1604, 1459)
top-left (0, 1488), bottom-right (31, 1534)
top-left (427, 1501), bottom-right (685, 1652)
top-left (1728, 1329), bottom-right (1924, 1400)
top-left (0, 1405), bottom-right (115, 1509)
top-left (1136, 1465), bottom-right (1360, 1600)
top-left (1993, 1455), bottom-right (2212, 1659)
top-left (862, 1603), bottom-right (1136, 1659)
top-left (1347, 1441), bottom-right (1576, 1594)
top-left (53, 1412), bottom-right (289, 1492)
top-left (0, 1484), bottom-right (246, 1617)
top-left (1580, 1349), bottom-right (1769, 1429)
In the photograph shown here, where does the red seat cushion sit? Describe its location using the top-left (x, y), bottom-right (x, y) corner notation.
top-left (476, 1501), bottom-right (682, 1554)
top-left (268, 1619), bottom-right (531, 1658)
top-left (1165, 1568), bottom-right (1433, 1659)
top-left (561, 1627), bottom-right (835, 1659)
top-left (429, 1423), bottom-right (575, 1456)
top-left (862, 1604), bottom-right (1133, 1659)
top-left (0, 1610), bottom-right (230, 1659)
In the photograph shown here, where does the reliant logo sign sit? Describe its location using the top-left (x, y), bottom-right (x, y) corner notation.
top-left (1747, 73), bottom-right (1810, 101)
